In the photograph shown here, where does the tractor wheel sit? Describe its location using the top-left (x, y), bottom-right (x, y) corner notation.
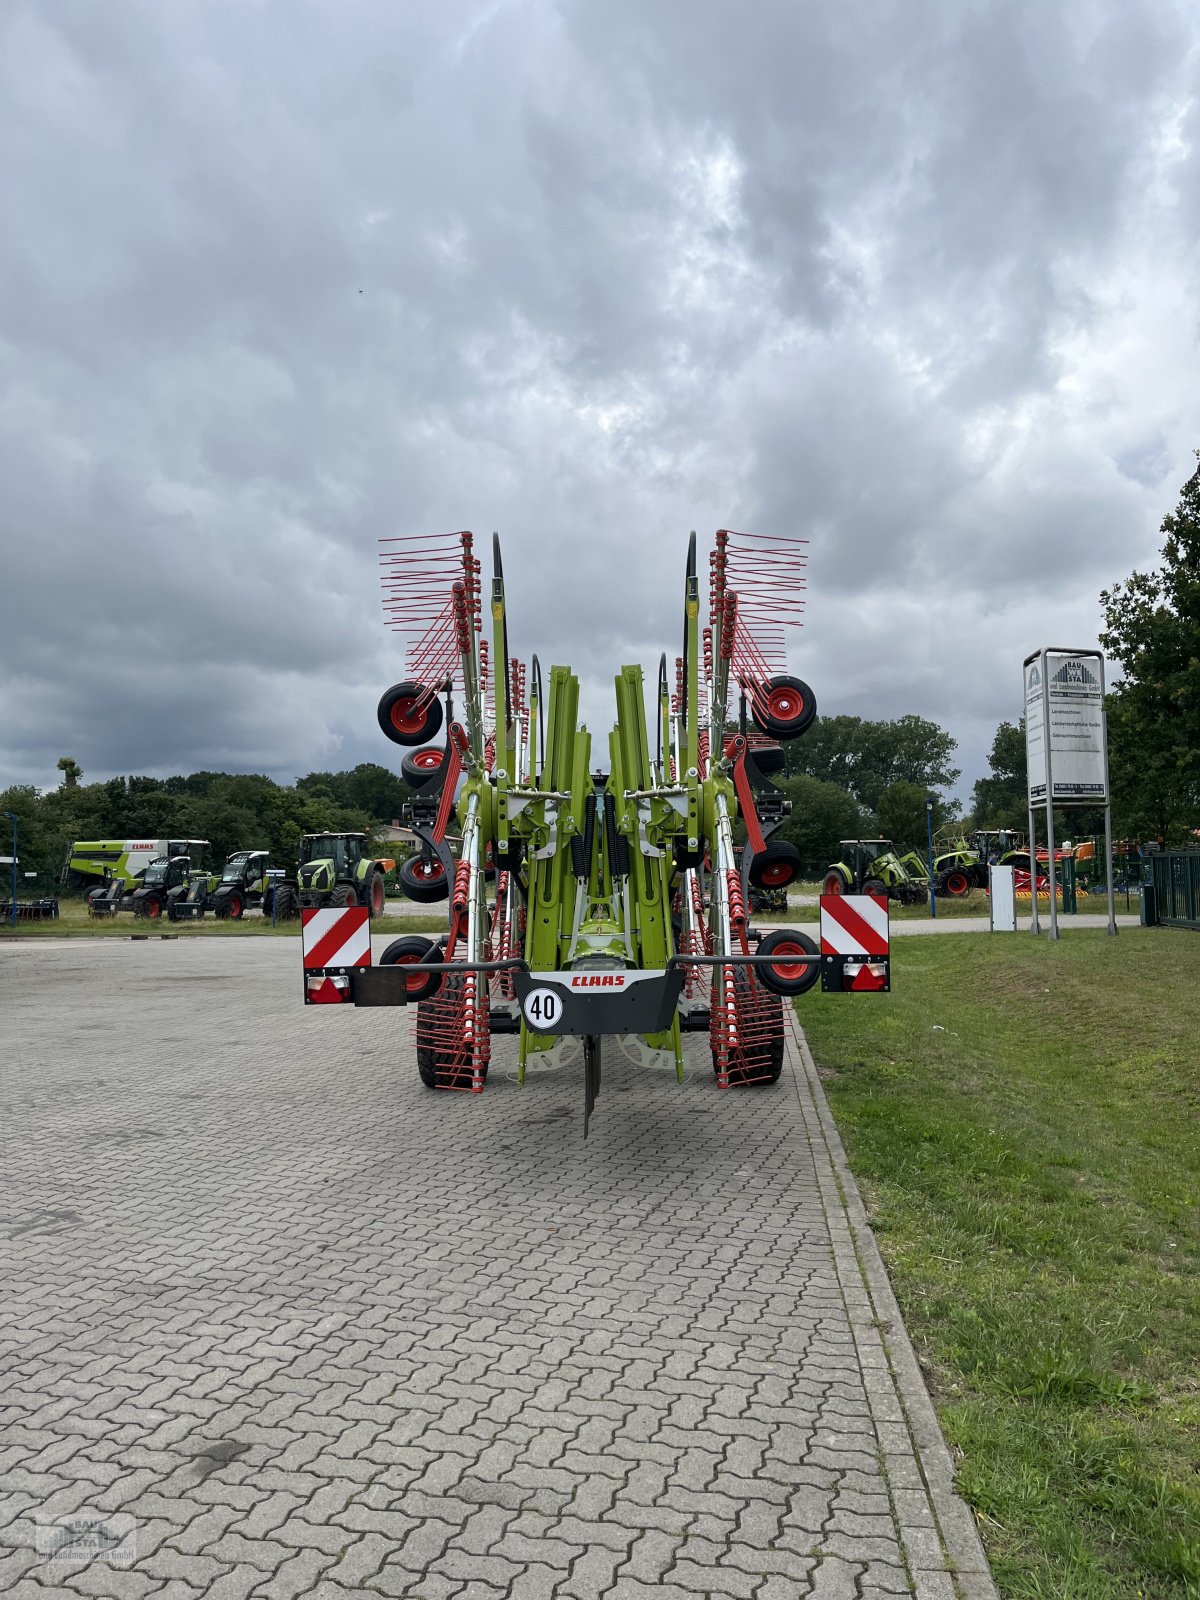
top-left (377, 681), bottom-right (444, 748)
top-left (141, 895), bottom-right (164, 921)
top-left (330, 884), bottom-right (356, 909)
top-left (750, 675), bottom-right (817, 741)
top-left (713, 966), bottom-right (784, 1084)
top-left (272, 884), bottom-right (299, 921)
top-left (226, 893), bottom-right (244, 920)
top-left (822, 869), bottom-right (848, 896)
top-left (401, 746), bottom-right (448, 787)
top-left (942, 868), bottom-right (972, 898)
top-left (363, 867), bottom-right (386, 918)
top-left (747, 839), bottom-right (802, 892)
top-left (398, 854), bottom-right (450, 904)
top-left (862, 877), bottom-right (888, 899)
top-left (214, 896), bottom-right (230, 920)
top-left (416, 972), bottom-right (483, 1088)
top-left (261, 887), bottom-right (274, 918)
top-left (380, 935), bottom-right (443, 1002)
top-left (755, 928), bottom-right (821, 997)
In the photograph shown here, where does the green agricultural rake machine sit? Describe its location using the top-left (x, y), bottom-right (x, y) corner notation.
top-left (302, 529), bottom-right (884, 1129)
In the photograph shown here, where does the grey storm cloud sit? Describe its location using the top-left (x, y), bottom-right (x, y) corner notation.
top-left (1, 0), bottom-right (1198, 800)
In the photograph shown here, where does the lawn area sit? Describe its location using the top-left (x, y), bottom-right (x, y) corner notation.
top-left (800, 929), bottom-right (1200, 1598)
top-left (0, 901), bottom-right (447, 938)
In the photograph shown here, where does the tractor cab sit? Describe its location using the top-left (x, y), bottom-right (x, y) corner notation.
top-left (165, 840), bottom-right (211, 870)
top-left (299, 834), bottom-right (365, 880)
top-left (220, 850), bottom-right (270, 888)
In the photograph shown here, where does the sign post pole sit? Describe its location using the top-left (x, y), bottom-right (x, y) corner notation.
top-left (1041, 648), bottom-right (1060, 941)
top-left (1098, 655), bottom-right (1118, 937)
top-left (1027, 794), bottom-right (1040, 935)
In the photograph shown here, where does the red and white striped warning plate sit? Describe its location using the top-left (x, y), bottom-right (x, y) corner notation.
top-left (819, 893), bottom-right (889, 957)
top-left (301, 907), bottom-right (372, 970)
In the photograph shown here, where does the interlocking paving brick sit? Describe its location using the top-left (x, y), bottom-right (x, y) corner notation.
top-left (1, 939), bottom-right (997, 1598)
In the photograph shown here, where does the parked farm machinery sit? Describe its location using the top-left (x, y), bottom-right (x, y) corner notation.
top-left (302, 529), bottom-right (887, 1128)
top-left (823, 839), bottom-right (927, 904)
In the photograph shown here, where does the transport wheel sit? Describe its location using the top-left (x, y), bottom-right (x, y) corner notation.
top-left (712, 967), bottom-right (784, 1084)
top-left (401, 746), bottom-right (448, 787)
top-left (415, 972), bottom-right (485, 1088)
top-left (379, 936), bottom-right (443, 1002)
top-left (755, 928), bottom-right (821, 997)
top-left (398, 854), bottom-right (450, 903)
top-left (377, 681), bottom-right (444, 747)
top-left (748, 840), bottom-right (802, 891)
top-left (750, 675), bottom-right (817, 741)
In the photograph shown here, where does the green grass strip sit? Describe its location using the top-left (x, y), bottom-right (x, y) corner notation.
top-left (800, 929), bottom-right (1200, 1599)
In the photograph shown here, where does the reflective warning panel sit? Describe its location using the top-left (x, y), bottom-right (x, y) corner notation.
top-left (819, 894), bottom-right (890, 993)
top-left (301, 907), bottom-right (372, 971)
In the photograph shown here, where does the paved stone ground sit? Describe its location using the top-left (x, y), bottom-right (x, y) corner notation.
top-left (0, 940), bottom-right (997, 1599)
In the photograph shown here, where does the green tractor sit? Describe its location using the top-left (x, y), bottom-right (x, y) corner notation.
top-left (128, 855), bottom-right (198, 920)
top-left (823, 838), bottom-right (927, 904)
top-left (271, 834), bottom-right (393, 921)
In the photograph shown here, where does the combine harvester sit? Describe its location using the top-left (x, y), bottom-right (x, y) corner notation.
top-left (301, 531), bottom-right (889, 1129)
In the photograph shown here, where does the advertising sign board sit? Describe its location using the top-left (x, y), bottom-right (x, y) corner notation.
top-left (1024, 654), bottom-right (1108, 805)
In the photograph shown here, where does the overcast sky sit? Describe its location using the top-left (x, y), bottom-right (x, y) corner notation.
top-left (2, 0), bottom-right (1198, 803)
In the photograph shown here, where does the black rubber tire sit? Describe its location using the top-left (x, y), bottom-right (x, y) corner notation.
top-left (363, 867), bottom-right (386, 918)
top-left (673, 840), bottom-right (705, 872)
top-left (822, 868), bottom-right (849, 896)
top-left (750, 675), bottom-right (817, 741)
top-left (213, 896), bottom-right (231, 920)
top-left (226, 892), bottom-right (244, 920)
top-left (712, 966), bottom-right (784, 1083)
top-left (377, 681), bottom-right (444, 748)
top-left (941, 868), bottom-right (972, 898)
top-left (398, 854), bottom-right (451, 904)
top-left (380, 935), bottom-right (444, 1001)
top-left (272, 884), bottom-right (299, 921)
top-left (329, 883), bottom-right (356, 908)
top-left (747, 839), bottom-right (802, 891)
top-left (133, 893), bottom-right (163, 920)
top-left (401, 746), bottom-right (448, 787)
top-left (755, 928), bottom-right (821, 997)
top-left (862, 877), bottom-right (889, 898)
top-left (261, 887), bottom-right (274, 918)
top-left (416, 972), bottom-right (486, 1088)
top-left (748, 745), bottom-right (786, 775)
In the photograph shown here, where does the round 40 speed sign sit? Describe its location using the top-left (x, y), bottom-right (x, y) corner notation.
top-left (522, 987), bottom-right (563, 1030)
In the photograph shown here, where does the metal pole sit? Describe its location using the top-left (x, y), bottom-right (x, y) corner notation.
top-left (1041, 650), bottom-right (1060, 939)
top-left (926, 798), bottom-right (937, 919)
top-left (5, 813), bottom-right (16, 929)
top-left (1097, 656), bottom-right (1118, 938)
top-left (1024, 658), bottom-right (1040, 935)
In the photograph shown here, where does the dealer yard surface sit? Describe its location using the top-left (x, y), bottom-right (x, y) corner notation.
top-left (0, 938), bottom-right (993, 1599)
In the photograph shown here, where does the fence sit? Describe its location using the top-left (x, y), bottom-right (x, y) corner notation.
top-left (1150, 852), bottom-right (1200, 931)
